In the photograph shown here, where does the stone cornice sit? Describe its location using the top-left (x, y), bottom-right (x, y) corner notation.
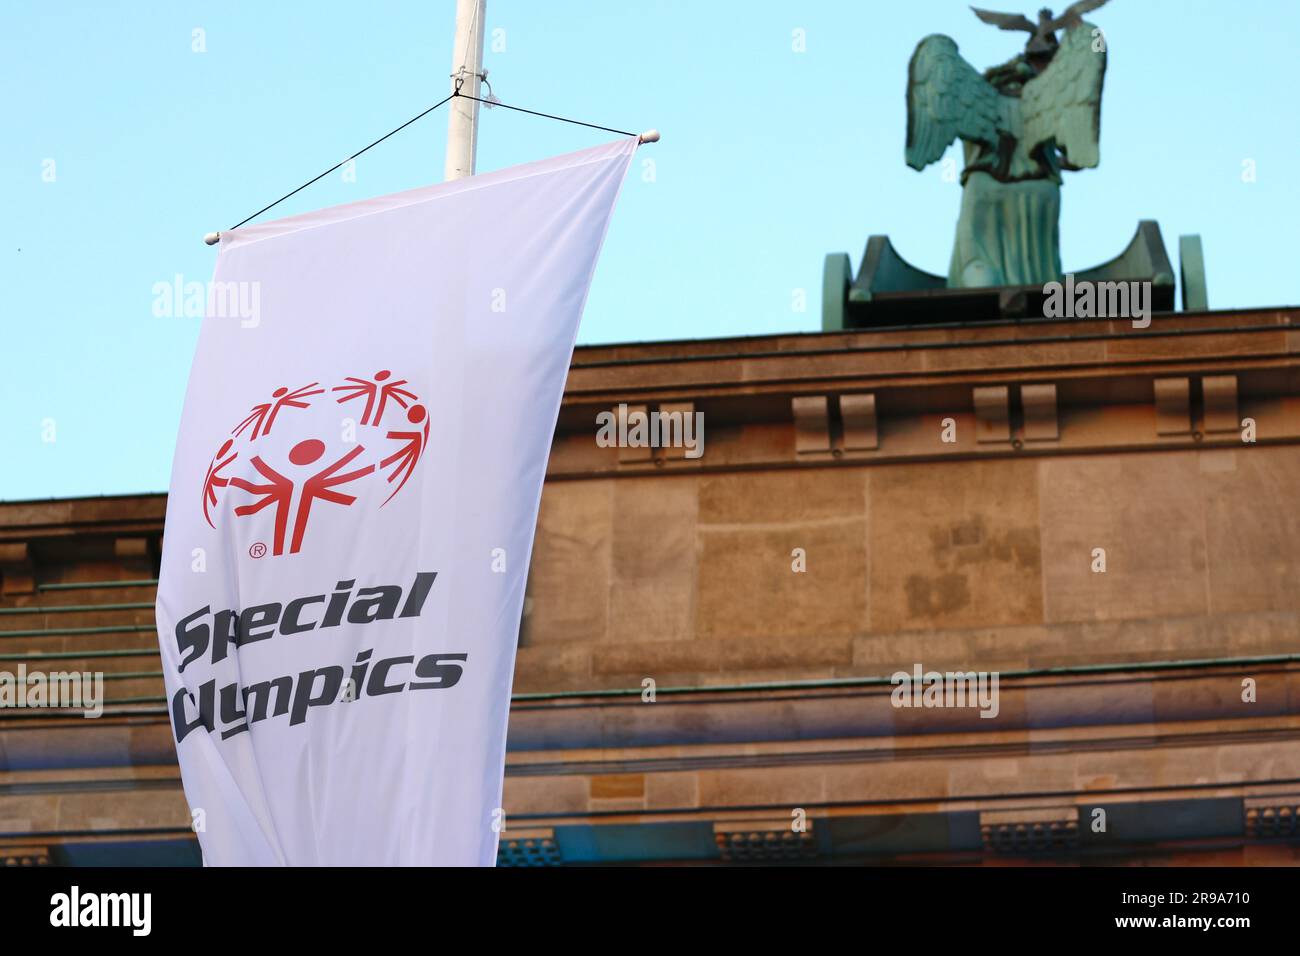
top-left (2, 306), bottom-right (1297, 528)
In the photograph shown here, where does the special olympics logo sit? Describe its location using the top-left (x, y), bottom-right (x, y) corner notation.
top-left (200, 371), bottom-right (429, 557)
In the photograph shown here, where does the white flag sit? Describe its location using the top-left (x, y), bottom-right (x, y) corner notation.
top-left (156, 138), bottom-right (637, 865)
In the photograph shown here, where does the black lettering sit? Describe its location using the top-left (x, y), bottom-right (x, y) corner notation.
top-left (238, 603), bottom-right (282, 645)
top-left (174, 606), bottom-right (210, 674)
top-left (219, 680), bottom-right (247, 725)
top-left (171, 687), bottom-right (207, 744)
top-left (196, 678), bottom-right (216, 732)
top-left (290, 666), bottom-right (344, 726)
top-left (281, 595), bottom-right (325, 635)
top-left (409, 653), bottom-right (467, 690)
top-left (243, 676), bottom-right (292, 723)
top-left (348, 648), bottom-right (373, 697)
top-left (366, 655), bottom-right (413, 696)
top-left (321, 581), bottom-right (355, 629)
top-left (346, 586), bottom-right (401, 624)
top-left (398, 572), bottom-right (437, 618)
top-left (210, 609), bottom-right (240, 664)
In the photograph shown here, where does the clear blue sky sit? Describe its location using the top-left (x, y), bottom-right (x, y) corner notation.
top-left (2, 1), bottom-right (1297, 500)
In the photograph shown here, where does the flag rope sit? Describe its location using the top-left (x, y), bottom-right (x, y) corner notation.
top-left (223, 86), bottom-right (638, 234)
top-left (453, 90), bottom-right (637, 139)
top-left (227, 93), bottom-right (457, 231)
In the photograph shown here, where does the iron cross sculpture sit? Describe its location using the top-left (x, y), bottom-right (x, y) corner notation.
top-left (906, 1), bottom-right (1109, 288)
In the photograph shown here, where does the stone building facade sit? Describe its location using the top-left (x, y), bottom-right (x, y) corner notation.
top-left (3, 305), bottom-right (1299, 864)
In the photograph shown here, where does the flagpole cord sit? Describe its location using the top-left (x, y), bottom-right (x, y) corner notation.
top-left (454, 86), bottom-right (637, 138)
top-left (203, 87), bottom-right (655, 245)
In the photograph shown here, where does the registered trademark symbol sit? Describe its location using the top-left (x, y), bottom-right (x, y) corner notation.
top-left (249, 542), bottom-right (268, 559)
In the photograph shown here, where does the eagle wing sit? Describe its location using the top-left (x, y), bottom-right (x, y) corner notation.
top-left (1050, 0), bottom-right (1109, 31)
top-left (906, 34), bottom-right (1008, 171)
top-left (1021, 21), bottom-right (1106, 169)
top-left (970, 7), bottom-right (1037, 33)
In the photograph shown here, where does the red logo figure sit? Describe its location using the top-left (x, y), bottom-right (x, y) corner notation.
top-left (205, 369), bottom-right (428, 556)
top-left (232, 383), bottom-right (324, 440)
top-left (333, 370), bottom-right (417, 426)
top-left (201, 439), bottom-right (238, 529)
top-left (380, 405), bottom-right (430, 504)
top-left (230, 441), bottom-right (374, 556)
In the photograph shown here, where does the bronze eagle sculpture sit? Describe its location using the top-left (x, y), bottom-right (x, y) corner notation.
top-left (906, 1), bottom-right (1109, 287)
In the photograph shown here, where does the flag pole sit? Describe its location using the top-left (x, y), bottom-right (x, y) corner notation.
top-left (444, 0), bottom-right (487, 182)
top-left (201, 0), bottom-right (656, 246)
